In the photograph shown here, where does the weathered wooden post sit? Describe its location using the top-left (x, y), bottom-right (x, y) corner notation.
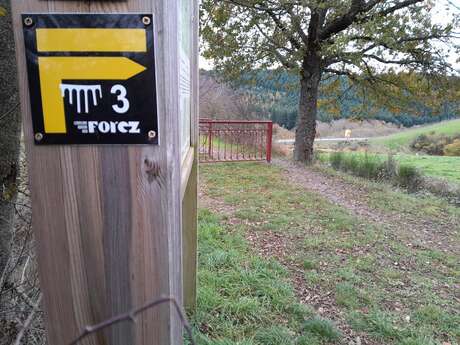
top-left (11, 0), bottom-right (198, 344)
top-left (181, 0), bottom-right (199, 311)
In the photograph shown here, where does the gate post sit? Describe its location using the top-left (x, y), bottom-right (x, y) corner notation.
top-left (208, 121), bottom-right (213, 158)
top-left (266, 122), bottom-right (273, 163)
top-left (11, 0), bottom-right (198, 344)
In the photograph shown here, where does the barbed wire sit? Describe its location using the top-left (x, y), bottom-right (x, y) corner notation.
top-left (69, 296), bottom-right (196, 345)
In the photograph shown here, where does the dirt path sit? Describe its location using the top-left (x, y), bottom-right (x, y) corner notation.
top-left (273, 158), bottom-right (460, 255)
top-left (199, 171), bottom-right (382, 345)
top-left (199, 160), bottom-right (459, 345)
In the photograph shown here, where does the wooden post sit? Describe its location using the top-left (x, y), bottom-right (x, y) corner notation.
top-left (182, 160), bottom-right (198, 309)
top-left (181, 0), bottom-right (199, 310)
top-left (11, 0), bottom-right (198, 344)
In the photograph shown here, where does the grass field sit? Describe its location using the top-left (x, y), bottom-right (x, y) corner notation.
top-left (195, 162), bottom-right (460, 345)
top-left (318, 119), bottom-right (460, 184)
top-left (372, 119), bottom-right (460, 151)
top-left (189, 210), bottom-right (333, 345)
top-left (394, 154), bottom-right (460, 183)
top-left (319, 151), bottom-right (460, 184)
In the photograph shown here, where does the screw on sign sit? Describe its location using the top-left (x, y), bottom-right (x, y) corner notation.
top-left (23, 14), bottom-right (159, 145)
top-left (24, 16), bottom-right (33, 26)
top-left (34, 132), bottom-right (43, 141)
top-left (142, 16), bottom-right (151, 25)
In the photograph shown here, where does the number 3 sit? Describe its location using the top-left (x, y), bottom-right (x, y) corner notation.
top-left (111, 84), bottom-right (130, 114)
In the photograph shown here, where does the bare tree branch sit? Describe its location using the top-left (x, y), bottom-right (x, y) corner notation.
top-left (266, 8), bottom-right (303, 50)
top-left (254, 22), bottom-right (295, 53)
top-left (13, 294), bottom-right (43, 345)
top-left (324, 68), bottom-right (356, 78)
top-left (319, 0), bottom-right (381, 41)
top-left (319, 0), bottom-right (427, 41)
top-left (362, 53), bottom-right (429, 65)
top-left (371, 0), bottom-right (424, 18)
top-left (283, 4), bottom-right (309, 44)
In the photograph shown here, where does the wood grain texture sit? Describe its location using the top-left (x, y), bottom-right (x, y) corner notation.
top-left (182, 0), bottom-right (199, 310)
top-left (182, 159), bottom-right (197, 310)
top-left (181, 148), bottom-right (194, 200)
top-left (11, 0), bottom-right (189, 344)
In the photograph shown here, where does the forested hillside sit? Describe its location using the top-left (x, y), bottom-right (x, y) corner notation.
top-left (200, 69), bottom-right (459, 129)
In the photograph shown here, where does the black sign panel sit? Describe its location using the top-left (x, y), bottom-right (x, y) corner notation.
top-left (23, 14), bottom-right (158, 145)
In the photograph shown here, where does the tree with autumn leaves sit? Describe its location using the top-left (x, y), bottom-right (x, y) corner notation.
top-left (201, 0), bottom-right (459, 163)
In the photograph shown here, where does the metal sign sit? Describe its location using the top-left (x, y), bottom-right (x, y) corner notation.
top-left (23, 14), bottom-right (158, 145)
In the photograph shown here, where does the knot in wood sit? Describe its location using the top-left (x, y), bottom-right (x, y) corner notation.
top-left (144, 158), bottom-right (160, 183)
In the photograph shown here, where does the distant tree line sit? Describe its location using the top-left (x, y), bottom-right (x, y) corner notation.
top-left (201, 69), bottom-right (459, 130)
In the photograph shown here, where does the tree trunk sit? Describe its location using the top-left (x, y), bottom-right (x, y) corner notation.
top-left (294, 54), bottom-right (321, 163)
top-left (0, 0), bottom-right (21, 275)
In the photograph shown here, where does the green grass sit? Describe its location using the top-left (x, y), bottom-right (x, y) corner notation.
top-left (393, 153), bottom-right (460, 183)
top-left (302, 318), bottom-right (341, 342)
top-left (190, 209), bottom-right (339, 345)
top-left (321, 151), bottom-right (460, 184)
top-left (317, 163), bottom-right (460, 222)
top-left (323, 119), bottom-right (460, 184)
top-left (198, 162), bottom-right (460, 345)
top-left (372, 119), bottom-right (460, 151)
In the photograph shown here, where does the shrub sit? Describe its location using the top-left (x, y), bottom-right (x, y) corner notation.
top-left (396, 164), bottom-right (423, 191)
top-left (443, 139), bottom-right (460, 157)
top-left (357, 154), bottom-right (382, 179)
top-left (341, 154), bottom-right (360, 173)
top-left (326, 152), bottom-right (421, 190)
top-left (410, 133), bottom-right (460, 156)
top-left (325, 151), bottom-right (459, 203)
top-left (410, 134), bottom-right (445, 155)
top-left (379, 154), bottom-right (398, 180)
top-left (330, 152), bottom-right (343, 169)
top-left (329, 152), bottom-right (389, 181)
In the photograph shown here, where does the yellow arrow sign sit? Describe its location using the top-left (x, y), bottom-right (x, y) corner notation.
top-left (37, 28), bottom-right (147, 52)
top-left (38, 57), bottom-right (146, 133)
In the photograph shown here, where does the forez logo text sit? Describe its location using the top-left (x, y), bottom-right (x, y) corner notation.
top-left (74, 121), bottom-right (141, 134)
top-left (66, 83), bottom-right (140, 135)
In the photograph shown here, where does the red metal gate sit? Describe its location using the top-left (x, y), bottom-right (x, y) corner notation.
top-left (199, 119), bottom-right (273, 163)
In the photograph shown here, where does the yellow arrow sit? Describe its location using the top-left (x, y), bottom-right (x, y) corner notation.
top-left (38, 57), bottom-right (146, 133)
top-left (37, 28), bottom-right (147, 52)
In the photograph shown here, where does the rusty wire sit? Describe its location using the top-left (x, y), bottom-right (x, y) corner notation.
top-left (69, 296), bottom-right (196, 345)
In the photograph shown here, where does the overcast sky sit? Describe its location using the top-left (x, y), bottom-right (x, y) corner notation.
top-left (199, 1), bottom-right (460, 71)
top-left (432, 0), bottom-right (460, 70)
